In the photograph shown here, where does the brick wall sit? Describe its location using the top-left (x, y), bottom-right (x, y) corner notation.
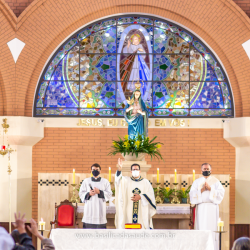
top-left (4, 0), bottom-right (250, 18)
top-left (0, 0), bottom-right (250, 116)
top-left (32, 128), bottom-right (236, 223)
top-left (5, 0), bottom-right (34, 17)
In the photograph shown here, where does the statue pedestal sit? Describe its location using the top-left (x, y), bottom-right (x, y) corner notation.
top-left (116, 160), bottom-right (151, 178)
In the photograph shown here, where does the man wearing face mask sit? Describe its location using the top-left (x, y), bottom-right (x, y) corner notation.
top-left (115, 158), bottom-right (156, 229)
top-left (79, 163), bottom-right (112, 228)
top-left (189, 163), bottom-right (225, 250)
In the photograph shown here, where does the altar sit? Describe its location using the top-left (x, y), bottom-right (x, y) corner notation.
top-left (50, 229), bottom-right (214, 250)
top-left (76, 204), bottom-right (191, 229)
top-left (38, 172), bottom-right (230, 249)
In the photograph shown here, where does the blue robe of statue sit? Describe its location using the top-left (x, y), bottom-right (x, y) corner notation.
top-left (124, 92), bottom-right (149, 139)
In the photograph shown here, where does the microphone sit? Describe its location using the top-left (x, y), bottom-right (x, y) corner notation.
top-left (89, 183), bottom-right (93, 190)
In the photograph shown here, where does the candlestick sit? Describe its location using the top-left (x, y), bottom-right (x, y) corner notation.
top-left (73, 169), bottom-right (75, 184)
top-left (39, 218), bottom-right (46, 231)
top-left (109, 167), bottom-right (111, 182)
top-left (1, 145), bottom-right (5, 150)
top-left (157, 168), bottom-right (159, 183)
top-left (171, 183), bottom-right (180, 204)
top-left (174, 169), bottom-right (177, 183)
top-left (70, 184), bottom-right (80, 203)
top-left (193, 170), bottom-right (195, 182)
top-left (155, 182), bottom-right (163, 204)
top-left (91, 171), bottom-right (93, 177)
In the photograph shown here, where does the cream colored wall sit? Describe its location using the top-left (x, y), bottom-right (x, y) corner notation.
top-left (224, 117), bottom-right (250, 223)
top-left (0, 117), bottom-right (44, 221)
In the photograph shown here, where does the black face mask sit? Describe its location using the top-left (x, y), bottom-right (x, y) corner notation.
top-left (202, 171), bottom-right (211, 176)
top-left (92, 170), bottom-right (100, 177)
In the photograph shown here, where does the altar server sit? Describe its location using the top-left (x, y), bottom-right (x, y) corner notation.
top-left (189, 163), bottom-right (225, 250)
top-left (115, 158), bottom-right (156, 229)
top-left (79, 163), bottom-right (112, 228)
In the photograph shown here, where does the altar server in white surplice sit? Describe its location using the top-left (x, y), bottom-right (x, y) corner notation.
top-left (79, 163), bottom-right (112, 229)
top-left (189, 163), bottom-right (225, 250)
top-left (115, 158), bottom-right (156, 229)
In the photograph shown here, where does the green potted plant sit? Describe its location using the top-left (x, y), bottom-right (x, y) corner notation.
top-left (161, 187), bottom-right (174, 203)
top-left (108, 133), bottom-right (163, 161)
top-left (177, 185), bottom-right (191, 203)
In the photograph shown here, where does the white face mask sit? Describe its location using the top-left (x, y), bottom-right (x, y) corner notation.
top-left (132, 170), bottom-right (140, 177)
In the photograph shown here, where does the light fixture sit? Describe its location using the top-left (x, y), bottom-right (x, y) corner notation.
top-left (0, 119), bottom-right (15, 233)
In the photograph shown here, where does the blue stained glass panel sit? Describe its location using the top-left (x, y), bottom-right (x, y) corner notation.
top-left (44, 81), bottom-right (79, 108)
top-left (190, 82), bottom-right (224, 109)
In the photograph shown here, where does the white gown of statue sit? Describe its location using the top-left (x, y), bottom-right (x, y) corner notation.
top-left (115, 171), bottom-right (156, 229)
top-left (189, 176), bottom-right (225, 250)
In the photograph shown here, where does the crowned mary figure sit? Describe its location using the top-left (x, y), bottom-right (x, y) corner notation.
top-left (124, 81), bottom-right (149, 139)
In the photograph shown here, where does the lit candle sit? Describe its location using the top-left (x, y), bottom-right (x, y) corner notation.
top-left (1, 145), bottom-right (5, 150)
top-left (157, 168), bottom-right (159, 183)
top-left (193, 170), bottom-right (195, 182)
top-left (174, 169), bottom-right (177, 183)
top-left (39, 218), bottom-right (45, 231)
top-left (217, 218), bottom-right (224, 232)
top-left (73, 169), bottom-right (75, 184)
top-left (109, 167), bottom-right (111, 182)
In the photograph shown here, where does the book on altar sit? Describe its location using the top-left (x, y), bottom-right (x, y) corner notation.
top-left (125, 223), bottom-right (142, 229)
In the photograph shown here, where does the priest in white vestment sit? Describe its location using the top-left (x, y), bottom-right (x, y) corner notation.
top-left (115, 159), bottom-right (156, 229)
top-left (79, 163), bottom-right (112, 228)
top-left (189, 163), bottom-right (225, 250)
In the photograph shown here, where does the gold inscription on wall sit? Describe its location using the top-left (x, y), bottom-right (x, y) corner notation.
top-left (155, 119), bottom-right (189, 127)
top-left (77, 118), bottom-right (186, 127)
top-left (77, 119), bottom-right (103, 126)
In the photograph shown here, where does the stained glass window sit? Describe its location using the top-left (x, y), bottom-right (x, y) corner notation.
top-left (34, 16), bottom-right (233, 117)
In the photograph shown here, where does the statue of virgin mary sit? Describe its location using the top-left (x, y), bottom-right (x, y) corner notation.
top-left (124, 82), bottom-right (149, 139)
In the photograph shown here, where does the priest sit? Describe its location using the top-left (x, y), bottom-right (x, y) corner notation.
top-left (79, 163), bottom-right (112, 228)
top-left (115, 158), bottom-right (156, 229)
top-left (189, 163), bottom-right (225, 250)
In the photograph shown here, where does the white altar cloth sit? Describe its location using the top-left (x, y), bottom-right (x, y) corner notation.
top-left (50, 229), bottom-right (214, 250)
top-left (77, 204), bottom-right (190, 215)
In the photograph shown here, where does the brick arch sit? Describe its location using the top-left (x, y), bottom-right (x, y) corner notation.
top-left (0, 0), bottom-right (17, 115)
top-left (3, 0), bottom-right (249, 117)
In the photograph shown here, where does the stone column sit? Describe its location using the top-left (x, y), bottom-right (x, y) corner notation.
top-left (224, 117), bottom-right (250, 223)
top-left (0, 117), bottom-right (44, 222)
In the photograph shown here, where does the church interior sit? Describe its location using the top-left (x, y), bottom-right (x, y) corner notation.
top-left (1, 0), bottom-right (250, 249)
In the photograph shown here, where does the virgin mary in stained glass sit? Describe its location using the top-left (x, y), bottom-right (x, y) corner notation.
top-left (120, 33), bottom-right (151, 97)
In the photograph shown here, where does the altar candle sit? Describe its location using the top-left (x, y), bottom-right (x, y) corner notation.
top-left (73, 169), bottom-right (75, 184)
top-left (193, 170), bottom-right (195, 182)
top-left (157, 168), bottom-right (159, 183)
top-left (39, 218), bottom-right (45, 231)
top-left (174, 169), bottom-right (177, 183)
top-left (109, 167), bottom-right (111, 182)
top-left (217, 218), bottom-right (224, 231)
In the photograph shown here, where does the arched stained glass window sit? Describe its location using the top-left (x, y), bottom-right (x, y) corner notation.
top-left (34, 15), bottom-right (233, 117)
